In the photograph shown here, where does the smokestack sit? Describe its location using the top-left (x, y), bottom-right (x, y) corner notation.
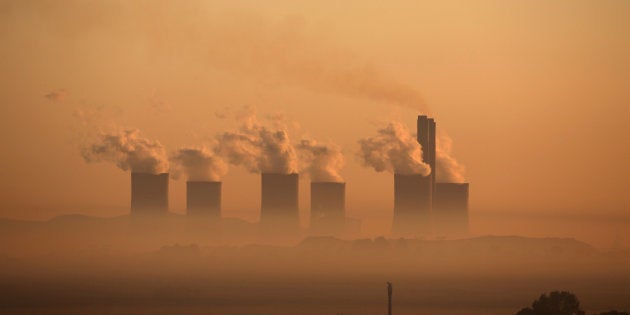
top-left (428, 118), bottom-right (436, 185)
top-left (433, 183), bottom-right (469, 236)
top-left (260, 173), bottom-right (299, 231)
top-left (417, 116), bottom-right (430, 163)
top-left (310, 181), bottom-right (345, 235)
top-left (392, 174), bottom-right (432, 236)
top-left (186, 181), bottom-right (221, 217)
top-left (417, 115), bottom-right (436, 181)
top-left (131, 173), bottom-right (169, 215)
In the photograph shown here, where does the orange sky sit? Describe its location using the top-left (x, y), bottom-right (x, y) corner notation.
top-left (0, 1), bottom-right (629, 244)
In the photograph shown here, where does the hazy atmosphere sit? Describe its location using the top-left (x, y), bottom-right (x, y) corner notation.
top-left (1, 1), bottom-right (629, 314)
top-left (2, 0), bottom-right (629, 246)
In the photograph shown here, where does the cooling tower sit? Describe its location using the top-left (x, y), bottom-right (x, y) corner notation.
top-left (392, 174), bottom-right (432, 236)
top-left (186, 181), bottom-right (221, 217)
top-left (130, 173), bottom-right (169, 215)
top-left (433, 183), bottom-right (469, 236)
top-left (310, 182), bottom-right (345, 235)
top-left (260, 173), bottom-right (299, 232)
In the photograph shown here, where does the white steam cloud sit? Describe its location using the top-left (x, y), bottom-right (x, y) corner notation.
top-left (296, 139), bottom-right (344, 182)
top-left (357, 122), bottom-right (431, 176)
top-left (81, 128), bottom-right (169, 174)
top-left (215, 111), bottom-right (298, 174)
top-left (436, 134), bottom-right (466, 183)
top-left (170, 147), bottom-right (228, 181)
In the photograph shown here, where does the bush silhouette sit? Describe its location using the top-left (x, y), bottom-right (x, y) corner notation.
top-left (516, 291), bottom-right (585, 315)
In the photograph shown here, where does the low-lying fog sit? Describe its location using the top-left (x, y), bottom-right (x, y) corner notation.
top-left (1, 213), bottom-right (629, 315)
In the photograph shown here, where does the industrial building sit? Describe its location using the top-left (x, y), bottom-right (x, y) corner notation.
top-left (310, 181), bottom-right (346, 235)
top-left (130, 172), bottom-right (169, 215)
top-left (260, 173), bottom-right (300, 234)
top-left (390, 115), bottom-right (470, 237)
top-left (123, 114), bottom-right (468, 239)
top-left (433, 182), bottom-right (469, 236)
top-left (392, 174), bottom-right (432, 236)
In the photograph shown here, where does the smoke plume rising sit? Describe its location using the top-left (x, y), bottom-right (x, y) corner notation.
top-left (296, 139), bottom-right (344, 182)
top-left (215, 111), bottom-right (298, 174)
top-left (81, 128), bottom-right (169, 174)
top-left (16, 1), bottom-right (428, 111)
top-left (357, 122), bottom-right (431, 176)
top-left (170, 147), bottom-right (228, 181)
top-left (436, 134), bottom-right (466, 183)
top-left (165, 9), bottom-right (429, 112)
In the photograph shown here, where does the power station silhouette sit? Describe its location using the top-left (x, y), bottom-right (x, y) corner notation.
top-left (127, 115), bottom-right (469, 238)
top-left (392, 115), bottom-right (469, 237)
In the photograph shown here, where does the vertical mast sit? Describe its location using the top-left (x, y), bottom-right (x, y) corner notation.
top-left (387, 282), bottom-right (393, 315)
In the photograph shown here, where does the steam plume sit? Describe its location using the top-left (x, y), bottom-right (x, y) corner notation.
top-left (296, 139), bottom-right (344, 182)
top-left (215, 111), bottom-right (298, 174)
top-left (436, 134), bottom-right (466, 183)
top-left (81, 128), bottom-right (169, 174)
top-left (357, 122), bottom-right (431, 176)
top-left (170, 147), bottom-right (228, 181)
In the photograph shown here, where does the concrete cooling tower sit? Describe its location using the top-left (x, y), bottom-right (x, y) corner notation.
top-left (310, 181), bottom-right (345, 235)
top-left (186, 181), bottom-right (221, 218)
top-left (433, 182), bottom-right (469, 236)
top-left (260, 173), bottom-right (299, 233)
top-left (392, 174), bottom-right (432, 236)
top-left (131, 173), bottom-right (169, 215)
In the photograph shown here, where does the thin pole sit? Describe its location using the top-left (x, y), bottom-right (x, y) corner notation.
top-left (387, 282), bottom-right (392, 315)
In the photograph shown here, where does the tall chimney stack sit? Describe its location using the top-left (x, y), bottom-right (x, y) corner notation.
top-left (417, 115), bottom-right (436, 183)
top-left (392, 173), bottom-right (432, 236)
top-left (186, 181), bottom-right (221, 218)
top-left (388, 115), bottom-right (437, 236)
top-left (260, 173), bottom-right (299, 233)
top-left (131, 173), bottom-right (169, 215)
top-left (417, 116), bottom-right (430, 162)
top-left (428, 118), bottom-right (436, 185)
top-left (417, 115), bottom-right (469, 237)
top-left (310, 181), bottom-right (345, 235)
top-left (433, 183), bottom-right (469, 236)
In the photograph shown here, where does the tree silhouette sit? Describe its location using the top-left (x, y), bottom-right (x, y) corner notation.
top-left (516, 291), bottom-right (585, 315)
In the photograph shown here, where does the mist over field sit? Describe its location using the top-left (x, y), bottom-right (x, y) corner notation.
top-left (0, 213), bottom-right (629, 315)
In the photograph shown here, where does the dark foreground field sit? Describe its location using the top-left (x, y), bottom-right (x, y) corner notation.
top-left (1, 216), bottom-right (629, 314)
top-left (2, 273), bottom-right (630, 315)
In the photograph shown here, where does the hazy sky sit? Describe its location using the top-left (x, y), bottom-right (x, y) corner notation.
top-left (1, 1), bottom-right (629, 238)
